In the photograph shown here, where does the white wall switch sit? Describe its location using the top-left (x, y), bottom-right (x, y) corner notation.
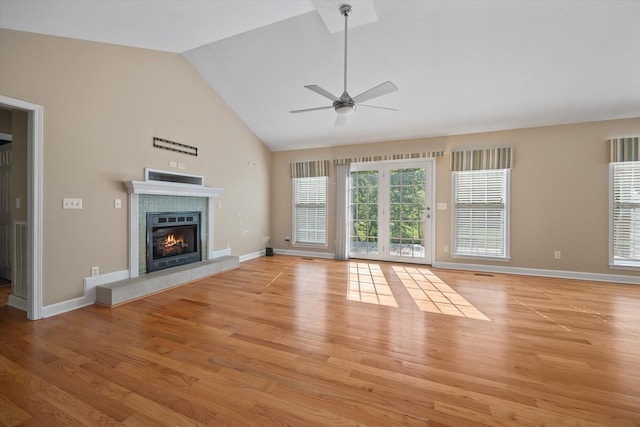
top-left (114, 198), bottom-right (122, 209)
top-left (437, 203), bottom-right (448, 210)
top-left (15, 197), bottom-right (20, 209)
top-left (63, 198), bottom-right (83, 209)
top-left (169, 161), bottom-right (177, 168)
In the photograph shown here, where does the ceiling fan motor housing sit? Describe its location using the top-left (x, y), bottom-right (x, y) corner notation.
top-left (333, 99), bottom-right (356, 116)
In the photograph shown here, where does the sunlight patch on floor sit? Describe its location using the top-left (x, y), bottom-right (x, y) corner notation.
top-left (347, 262), bottom-right (399, 307)
top-left (393, 266), bottom-right (490, 320)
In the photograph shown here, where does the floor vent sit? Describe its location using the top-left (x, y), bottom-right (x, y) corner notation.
top-left (474, 272), bottom-right (494, 277)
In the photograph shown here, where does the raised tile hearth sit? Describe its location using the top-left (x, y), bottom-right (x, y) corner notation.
top-left (96, 255), bottom-right (239, 307)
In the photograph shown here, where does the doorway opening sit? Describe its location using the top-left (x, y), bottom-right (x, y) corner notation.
top-left (0, 95), bottom-right (43, 320)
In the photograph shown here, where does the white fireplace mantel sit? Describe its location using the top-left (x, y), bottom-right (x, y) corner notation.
top-left (125, 177), bottom-right (223, 278)
top-left (125, 180), bottom-right (223, 198)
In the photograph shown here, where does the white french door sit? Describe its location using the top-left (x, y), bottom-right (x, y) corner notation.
top-left (349, 160), bottom-right (434, 264)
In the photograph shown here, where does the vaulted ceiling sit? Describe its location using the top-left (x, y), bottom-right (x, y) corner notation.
top-left (1, 0), bottom-right (639, 151)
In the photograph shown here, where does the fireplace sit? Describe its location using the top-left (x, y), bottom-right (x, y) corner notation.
top-left (146, 211), bottom-right (201, 273)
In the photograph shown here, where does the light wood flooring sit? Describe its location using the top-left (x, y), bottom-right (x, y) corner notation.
top-left (1, 256), bottom-right (639, 426)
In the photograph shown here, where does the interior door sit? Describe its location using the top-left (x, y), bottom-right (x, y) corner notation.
top-left (349, 160), bottom-right (433, 264)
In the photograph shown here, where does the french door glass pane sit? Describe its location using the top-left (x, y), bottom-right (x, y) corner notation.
top-left (350, 170), bottom-right (379, 255)
top-left (389, 168), bottom-right (426, 258)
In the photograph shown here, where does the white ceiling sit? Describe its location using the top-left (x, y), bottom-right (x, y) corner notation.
top-left (1, 0), bottom-right (639, 152)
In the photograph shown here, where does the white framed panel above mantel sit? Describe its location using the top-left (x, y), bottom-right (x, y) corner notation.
top-left (125, 170), bottom-right (223, 278)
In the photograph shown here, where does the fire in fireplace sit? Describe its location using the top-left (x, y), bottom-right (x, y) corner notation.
top-left (146, 211), bottom-right (201, 273)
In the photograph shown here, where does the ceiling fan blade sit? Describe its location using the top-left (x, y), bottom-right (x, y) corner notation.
top-left (305, 85), bottom-right (340, 101)
top-left (290, 105), bottom-right (334, 114)
top-left (353, 81), bottom-right (398, 104)
top-left (335, 114), bottom-right (349, 127)
top-left (359, 104), bottom-right (398, 112)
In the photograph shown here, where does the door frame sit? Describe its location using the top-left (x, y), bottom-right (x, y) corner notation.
top-left (0, 95), bottom-right (43, 320)
top-left (349, 158), bottom-right (436, 265)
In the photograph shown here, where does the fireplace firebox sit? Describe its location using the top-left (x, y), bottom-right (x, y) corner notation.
top-left (146, 211), bottom-right (201, 273)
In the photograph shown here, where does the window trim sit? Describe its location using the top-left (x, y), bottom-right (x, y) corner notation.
top-left (451, 169), bottom-right (511, 261)
top-left (292, 176), bottom-right (328, 248)
top-left (609, 162), bottom-right (640, 269)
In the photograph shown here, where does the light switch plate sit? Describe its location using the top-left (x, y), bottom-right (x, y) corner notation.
top-left (437, 203), bottom-right (448, 210)
top-left (63, 198), bottom-right (83, 209)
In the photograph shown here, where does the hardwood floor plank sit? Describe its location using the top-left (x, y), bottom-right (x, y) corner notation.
top-left (0, 382), bottom-right (31, 426)
top-left (1, 256), bottom-right (640, 425)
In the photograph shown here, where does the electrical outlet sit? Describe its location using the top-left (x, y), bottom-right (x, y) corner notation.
top-left (63, 198), bottom-right (83, 209)
top-left (91, 266), bottom-right (99, 277)
top-left (444, 245), bottom-right (449, 253)
top-left (554, 251), bottom-right (561, 259)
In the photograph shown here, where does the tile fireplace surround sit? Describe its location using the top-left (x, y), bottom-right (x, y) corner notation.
top-left (124, 169), bottom-right (223, 278)
top-left (94, 170), bottom-right (238, 307)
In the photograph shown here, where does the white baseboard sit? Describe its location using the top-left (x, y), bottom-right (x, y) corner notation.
top-left (239, 250), bottom-right (265, 262)
top-left (212, 248), bottom-right (232, 258)
top-left (7, 294), bottom-right (27, 311)
top-left (433, 261), bottom-right (640, 285)
top-left (39, 269), bottom-right (130, 318)
top-left (41, 295), bottom-right (95, 318)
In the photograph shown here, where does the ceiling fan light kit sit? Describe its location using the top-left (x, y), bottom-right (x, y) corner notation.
top-left (290, 3), bottom-right (397, 126)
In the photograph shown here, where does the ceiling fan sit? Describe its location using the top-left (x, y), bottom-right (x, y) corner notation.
top-left (290, 3), bottom-right (398, 126)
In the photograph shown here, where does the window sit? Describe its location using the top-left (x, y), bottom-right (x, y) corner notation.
top-left (293, 176), bottom-right (327, 245)
top-left (453, 169), bottom-right (509, 258)
top-left (610, 161), bottom-right (640, 267)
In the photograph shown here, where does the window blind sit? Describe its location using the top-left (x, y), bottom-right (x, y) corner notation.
top-left (612, 162), bottom-right (640, 265)
top-left (294, 177), bottom-right (327, 245)
top-left (453, 169), bottom-right (508, 258)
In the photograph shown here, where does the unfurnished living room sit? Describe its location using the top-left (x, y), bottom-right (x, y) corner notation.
top-left (1, 0), bottom-right (639, 425)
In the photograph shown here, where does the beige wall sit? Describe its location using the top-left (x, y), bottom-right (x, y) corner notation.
top-left (271, 118), bottom-right (640, 277)
top-left (0, 29), bottom-right (271, 305)
top-left (10, 110), bottom-right (28, 224)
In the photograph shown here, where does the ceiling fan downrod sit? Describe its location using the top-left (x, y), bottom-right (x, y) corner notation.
top-left (334, 4), bottom-right (355, 116)
top-left (340, 4), bottom-right (351, 96)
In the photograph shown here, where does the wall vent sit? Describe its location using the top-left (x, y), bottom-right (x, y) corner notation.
top-left (145, 168), bottom-right (204, 186)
